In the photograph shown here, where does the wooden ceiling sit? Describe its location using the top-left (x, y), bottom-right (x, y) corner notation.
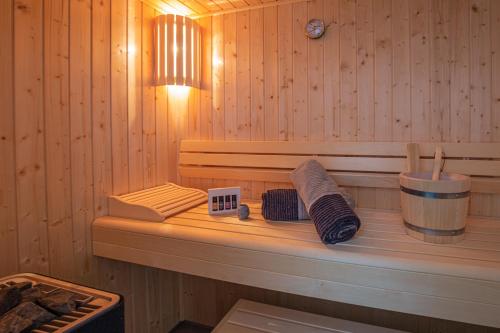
top-left (142, 0), bottom-right (300, 17)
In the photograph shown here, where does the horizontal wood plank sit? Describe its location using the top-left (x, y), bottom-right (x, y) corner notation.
top-left (180, 140), bottom-right (500, 158)
top-left (179, 166), bottom-right (500, 193)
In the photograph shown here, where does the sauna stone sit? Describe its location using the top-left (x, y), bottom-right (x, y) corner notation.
top-left (10, 282), bottom-right (32, 293)
top-left (0, 302), bottom-right (56, 333)
top-left (20, 287), bottom-right (43, 304)
top-left (0, 287), bottom-right (21, 317)
top-left (38, 289), bottom-right (78, 315)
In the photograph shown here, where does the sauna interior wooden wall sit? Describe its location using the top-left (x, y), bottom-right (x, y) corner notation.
top-left (1, 0), bottom-right (500, 332)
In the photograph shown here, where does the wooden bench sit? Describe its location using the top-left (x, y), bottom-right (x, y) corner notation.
top-left (92, 140), bottom-right (500, 328)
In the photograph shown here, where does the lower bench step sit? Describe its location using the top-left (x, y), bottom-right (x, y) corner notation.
top-left (213, 299), bottom-right (407, 333)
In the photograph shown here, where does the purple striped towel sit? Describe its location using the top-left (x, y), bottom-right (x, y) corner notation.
top-left (309, 194), bottom-right (360, 244)
top-left (261, 189), bottom-right (309, 221)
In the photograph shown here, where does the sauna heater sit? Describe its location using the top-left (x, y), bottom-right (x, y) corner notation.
top-left (0, 273), bottom-right (124, 333)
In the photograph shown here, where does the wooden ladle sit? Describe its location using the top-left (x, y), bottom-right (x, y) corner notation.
top-left (432, 146), bottom-right (443, 181)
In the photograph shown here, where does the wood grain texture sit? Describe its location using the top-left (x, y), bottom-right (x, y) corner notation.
top-left (44, 0), bottom-right (74, 281)
top-left (180, 274), bottom-right (499, 333)
top-left (0, 0), bottom-right (18, 276)
top-left (3, 0), bottom-right (500, 331)
top-left (183, 0), bottom-right (500, 216)
top-left (93, 203), bottom-right (500, 329)
top-left (14, 0), bottom-right (49, 274)
top-left (2, 0), bottom-right (187, 331)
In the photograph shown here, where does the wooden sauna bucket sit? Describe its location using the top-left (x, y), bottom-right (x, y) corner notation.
top-left (400, 172), bottom-right (471, 244)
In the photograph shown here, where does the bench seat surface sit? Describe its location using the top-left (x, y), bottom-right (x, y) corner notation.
top-left (92, 202), bottom-right (500, 328)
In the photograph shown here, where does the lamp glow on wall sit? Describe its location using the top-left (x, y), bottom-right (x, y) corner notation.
top-left (154, 14), bottom-right (200, 87)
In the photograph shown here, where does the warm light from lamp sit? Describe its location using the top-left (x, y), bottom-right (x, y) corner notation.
top-left (128, 43), bottom-right (137, 55)
top-left (167, 85), bottom-right (190, 98)
top-left (154, 14), bottom-right (200, 88)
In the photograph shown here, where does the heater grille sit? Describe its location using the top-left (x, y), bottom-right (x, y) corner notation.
top-left (0, 274), bottom-right (121, 333)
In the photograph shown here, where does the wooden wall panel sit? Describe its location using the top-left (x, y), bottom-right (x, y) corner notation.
top-left (0, 0), bottom-right (18, 276)
top-left (111, 0), bottom-right (130, 195)
top-left (44, 0), bottom-right (73, 281)
top-left (308, 0), bottom-right (325, 141)
top-left (128, 0), bottom-right (145, 192)
top-left (2, 0), bottom-right (186, 331)
top-left (278, 4), bottom-right (293, 141)
top-left (491, 1), bottom-right (500, 142)
top-left (470, 0), bottom-right (492, 143)
top-left (70, 0), bottom-right (94, 285)
top-left (14, 0), bottom-right (49, 274)
top-left (183, 0), bottom-right (500, 217)
top-left (263, 6), bottom-right (279, 140)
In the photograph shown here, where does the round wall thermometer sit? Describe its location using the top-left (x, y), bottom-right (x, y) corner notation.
top-left (305, 19), bottom-right (325, 39)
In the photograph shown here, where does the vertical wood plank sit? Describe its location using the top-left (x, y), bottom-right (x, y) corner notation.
top-left (188, 79), bottom-right (201, 140)
top-left (374, 0), bottom-right (392, 141)
top-left (236, 10), bottom-right (251, 140)
top-left (264, 6), bottom-right (279, 140)
top-left (70, 0), bottom-right (94, 283)
top-left (128, 0), bottom-right (144, 191)
top-left (250, 9), bottom-right (265, 140)
top-left (131, 265), bottom-right (148, 333)
top-left (430, 0), bottom-right (451, 142)
top-left (44, 0), bottom-right (74, 280)
top-left (373, 0), bottom-right (399, 209)
top-left (324, 0), bottom-right (341, 141)
top-left (340, 0), bottom-right (357, 141)
top-left (493, 0), bottom-right (500, 142)
top-left (449, 0), bottom-right (470, 143)
top-left (392, 0), bottom-right (411, 141)
top-left (356, 0), bottom-right (375, 141)
top-left (112, 0), bottom-right (130, 194)
top-left (0, 0), bottom-right (18, 276)
top-left (167, 87), bottom-right (189, 184)
top-left (199, 16), bottom-right (213, 140)
top-left (142, 4), bottom-right (157, 188)
top-left (156, 85), bottom-right (169, 185)
top-left (470, 0), bottom-right (491, 142)
top-left (212, 14), bottom-right (225, 139)
top-left (92, 0), bottom-right (113, 217)
top-left (224, 13), bottom-right (237, 139)
top-left (292, 2), bottom-right (308, 141)
top-left (308, 0), bottom-right (325, 141)
top-left (409, 0), bottom-right (431, 142)
top-left (14, 0), bottom-right (49, 274)
top-left (278, 4), bottom-right (293, 141)
top-left (356, 0), bottom-right (375, 206)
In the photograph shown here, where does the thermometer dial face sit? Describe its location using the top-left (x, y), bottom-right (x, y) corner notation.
top-left (305, 19), bottom-right (325, 39)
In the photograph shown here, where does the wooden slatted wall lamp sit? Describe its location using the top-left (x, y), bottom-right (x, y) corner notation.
top-left (154, 14), bottom-right (200, 88)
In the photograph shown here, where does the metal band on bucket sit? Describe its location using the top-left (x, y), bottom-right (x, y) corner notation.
top-left (400, 186), bottom-right (470, 199)
top-left (404, 220), bottom-right (465, 236)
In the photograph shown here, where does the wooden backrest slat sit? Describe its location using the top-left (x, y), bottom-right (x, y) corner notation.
top-left (179, 140), bottom-right (500, 193)
top-left (181, 140), bottom-right (500, 158)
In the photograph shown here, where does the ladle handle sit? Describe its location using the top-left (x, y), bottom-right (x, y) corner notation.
top-left (432, 146), bottom-right (443, 181)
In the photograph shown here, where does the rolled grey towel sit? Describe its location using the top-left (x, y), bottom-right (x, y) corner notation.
top-left (290, 160), bottom-right (361, 244)
top-left (261, 189), bottom-right (309, 221)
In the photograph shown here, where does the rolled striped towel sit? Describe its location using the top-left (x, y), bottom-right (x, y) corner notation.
top-left (290, 159), bottom-right (361, 244)
top-left (261, 189), bottom-right (309, 221)
top-left (309, 194), bottom-right (360, 244)
top-left (261, 188), bottom-right (355, 221)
